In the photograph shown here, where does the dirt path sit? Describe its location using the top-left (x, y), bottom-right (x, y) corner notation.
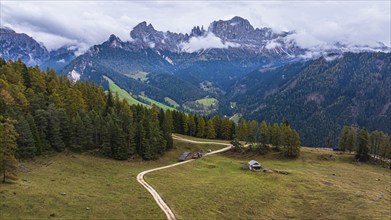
top-left (136, 135), bottom-right (232, 220)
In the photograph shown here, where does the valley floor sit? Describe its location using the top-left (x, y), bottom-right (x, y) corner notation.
top-left (1, 136), bottom-right (390, 219)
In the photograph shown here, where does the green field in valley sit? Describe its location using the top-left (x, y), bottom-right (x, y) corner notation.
top-left (164, 97), bottom-right (180, 108)
top-left (196, 97), bottom-right (218, 106)
top-left (104, 76), bottom-right (148, 107)
top-left (139, 95), bottom-right (177, 111)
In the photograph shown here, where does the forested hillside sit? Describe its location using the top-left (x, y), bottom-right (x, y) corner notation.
top-left (0, 59), bottom-right (173, 161)
top-left (228, 52), bottom-right (391, 147)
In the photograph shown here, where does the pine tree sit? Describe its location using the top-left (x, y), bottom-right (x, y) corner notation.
top-left (338, 126), bottom-right (350, 151)
top-left (82, 113), bottom-right (94, 150)
top-left (34, 109), bottom-right (51, 152)
top-left (105, 89), bottom-right (114, 116)
top-left (259, 121), bottom-right (269, 144)
top-left (247, 120), bottom-right (258, 143)
top-left (161, 110), bottom-right (173, 150)
top-left (25, 114), bottom-right (41, 155)
top-left (15, 116), bottom-right (36, 158)
top-left (0, 118), bottom-right (19, 183)
top-left (57, 109), bottom-right (71, 147)
top-left (108, 113), bottom-right (127, 160)
top-left (220, 117), bottom-right (233, 140)
top-left (187, 114), bottom-right (196, 136)
top-left (205, 119), bottom-right (216, 139)
top-left (47, 105), bottom-right (65, 152)
top-left (270, 123), bottom-right (281, 147)
top-left (347, 127), bottom-right (357, 153)
top-left (70, 113), bottom-right (85, 152)
top-left (237, 119), bottom-right (249, 141)
top-left (356, 128), bottom-right (370, 161)
top-left (196, 116), bottom-right (206, 138)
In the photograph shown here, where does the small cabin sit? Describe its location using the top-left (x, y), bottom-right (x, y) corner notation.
top-left (248, 160), bottom-right (262, 171)
top-left (178, 152), bottom-right (193, 161)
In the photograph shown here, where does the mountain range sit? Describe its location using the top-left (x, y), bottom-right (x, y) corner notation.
top-left (1, 16), bottom-right (390, 147)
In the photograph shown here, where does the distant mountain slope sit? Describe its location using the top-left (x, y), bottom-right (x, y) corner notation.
top-left (0, 27), bottom-right (49, 66)
top-left (0, 27), bottom-right (76, 71)
top-left (228, 52), bottom-right (391, 146)
top-left (61, 37), bottom-right (207, 107)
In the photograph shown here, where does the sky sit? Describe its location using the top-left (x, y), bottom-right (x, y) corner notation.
top-left (1, 1), bottom-right (390, 51)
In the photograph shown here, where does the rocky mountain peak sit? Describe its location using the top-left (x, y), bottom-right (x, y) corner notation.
top-left (208, 16), bottom-right (255, 41)
top-left (106, 34), bottom-right (123, 48)
top-left (130, 21), bottom-right (158, 41)
top-left (190, 26), bottom-right (206, 37)
top-left (0, 26), bottom-right (16, 34)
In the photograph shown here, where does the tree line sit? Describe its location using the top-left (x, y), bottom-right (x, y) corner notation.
top-left (338, 126), bottom-right (391, 163)
top-left (0, 59), bottom-right (302, 182)
top-left (0, 59), bottom-right (178, 181)
top-left (236, 119), bottom-right (300, 157)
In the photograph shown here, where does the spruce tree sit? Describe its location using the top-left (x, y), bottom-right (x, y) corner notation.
top-left (161, 110), bottom-right (174, 150)
top-left (237, 119), bottom-right (249, 141)
top-left (47, 105), bottom-right (65, 152)
top-left (220, 117), bottom-right (233, 140)
top-left (205, 119), bottom-right (216, 139)
top-left (15, 116), bottom-right (36, 158)
top-left (34, 109), bottom-right (51, 152)
top-left (247, 120), bottom-right (258, 143)
top-left (26, 114), bottom-right (41, 155)
top-left (259, 121), bottom-right (269, 144)
top-left (70, 113), bottom-right (85, 152)
top-left (0, 118), bottom-right (19, 183)
top-left (338, 126), bottom-right (350, 151)
top-left (196, 117), bottom-right (206, 138)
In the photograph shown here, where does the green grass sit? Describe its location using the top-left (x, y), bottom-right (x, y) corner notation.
top-left (147, 148), bottom-right (391, 220)
top-left (164, 97), bottom-right (179, 108)
top-left (104, 76), bottom-right (149, 107)
top-left (0, 137), bottom-right (228, 219)
top-left (196, 97), bottom-right (218, 107)
top-left (129, 71), bottom-right (149, 82)
top-left (2, 136), bottom-right (390, 219)
top-left (139, 95), bottom-right (177, 111)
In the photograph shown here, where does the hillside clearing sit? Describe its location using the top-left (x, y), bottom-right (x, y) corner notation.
top-left (139, 95), bottom-right (176, 111)
top-left (104, 76), bottom-right (148, 107)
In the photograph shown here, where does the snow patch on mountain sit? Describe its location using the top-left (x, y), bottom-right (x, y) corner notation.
top-left (69, 69), bottom-right (81, 82)
top-left (265, 40), bottom-right (282, 49)
top-left (164, 56), bottom-right (174, 65)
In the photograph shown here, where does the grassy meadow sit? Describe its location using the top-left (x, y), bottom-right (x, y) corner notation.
top-left (139, 95), bottom-right (177, 111)
top-left (0, 138), bottom-right (222, 219)
top-left (147, 148), bottom-right (391, 220)
top-left (1, 135), bottom-right (390, 219)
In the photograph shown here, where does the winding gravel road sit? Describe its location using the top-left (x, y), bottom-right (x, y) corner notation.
top-left (136, 135), bottom-right (232, 220)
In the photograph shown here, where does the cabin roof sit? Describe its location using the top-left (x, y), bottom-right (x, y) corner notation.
top-left (248, 160), bottom-right (261, 166)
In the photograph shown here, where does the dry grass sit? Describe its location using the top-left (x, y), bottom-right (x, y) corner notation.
top-left (1, 136), bottom-right (390, 220)
top-left (147, 148), bottom-right (391, 219)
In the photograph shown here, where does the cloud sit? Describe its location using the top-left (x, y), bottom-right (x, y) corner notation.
top-left (0, 1), bottom-right (390, 51)
top-left (180, 33), bottom-right (239, 52)
top-left (265, 40), bottom-right (282, 50)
